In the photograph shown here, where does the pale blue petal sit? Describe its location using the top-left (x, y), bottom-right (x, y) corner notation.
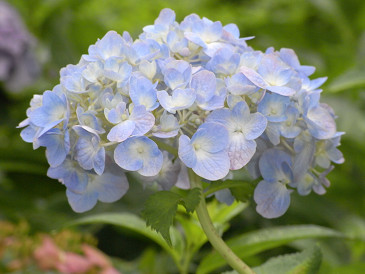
top-left (114, 136), bottom-right (162, 176)
top-left (198, 91), bottom-right (226, 110)
top-left (171, 88), bottom-right (196, 109)
top-left (254, 180), bottom-right (291, 218)
top-left (107, 120), bottom-right (135, 142)
top-left (267, 85), bottom-right (295, 96)
top-left (243, 112), bottom-right (267, 140)
top-left (258, 93), bottom-right (289, 122)
top-left (152, 112), bottom-right (179, 138)
top-left (231, 100), bottom-right (250, 119)
top-left (191, 70), bottom-right (216, 104)
top-left (47, 158), bottom-right (88, 193)
top-left (29, 91), bottom-right (67, 128)
top-left (92, 165), bottom-right (129, 202)
top-left (225, 73), bottom-right (258, 95)
top-left (192, 123), bottom-right (229, 153)
top-left (327, 147), bottom-right (344, 164)
top-left (93, 147), bottom-right (106, 175)
top-left (258, 55), bottom-right (293, 86)
top-left (155, 8), bottom-right (176, 25)
top-left (163, 60), bottom-right (191, 90)
top-left (20, 123), bottom-right (40, 143)
top-left (138, 140), bottom-right (163, 176)
top-left (157, 90), bottom-right (176, 113)
top-left (178, 135), bottom-right (197, 168)
top-left (129, 105), bottom-right (155, 135)
top-left (73, 126), bottom-right (105, 175)
top-left (265, 123), bottom-right (281, 145)
top-left (240, 66), bottom-right (268, 89)
top-left (206, 108), bottom-right (231, 125)
top-left (184, 32), bottom-right (206, 48)
top-left (193, 149), bottom-right (230, 181)
top-left (157, 88), bottom-right (196, 113)
top-left (105, 102), bottom-right (127, 124)
top-left (93, 31), bottom-right (125, 60)
top-left (206, 47), bottom-right (240, 75)
top-left (114, 138), bottom-right (144, 172)
top-left (77, 106), bottom-right (104, 133)
top-left (259, 149), bottom-right (292, 182)
top-left (305, 105), bottom-right (336, 139)
top-left (66, 188), bottom-right (98, 213)
top-left (223, 23), bottom-right (240, 39)
top-left (296, 173), bottom-right (315, 196)
top-left (38, 128), bottom-right (70, 167)
top-left (129, 76), bottom-right (158, 111)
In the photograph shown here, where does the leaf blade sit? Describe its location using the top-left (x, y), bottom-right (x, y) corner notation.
top-left (253, 245), bottom-right (322, 274)
top-left (197, 225), bottom-right (345, 274)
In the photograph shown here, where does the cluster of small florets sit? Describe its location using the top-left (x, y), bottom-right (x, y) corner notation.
top-left (19, 8), bottom-right (344, 217)
top-left (0, 1), bottom-right (39, 92)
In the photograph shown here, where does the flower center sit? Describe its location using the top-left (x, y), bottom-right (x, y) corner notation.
top-left (193, 143), bottom-right (201, 151)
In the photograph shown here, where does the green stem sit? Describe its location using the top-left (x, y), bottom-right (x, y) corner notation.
top-left (189, 170), bottom-right (255, 274)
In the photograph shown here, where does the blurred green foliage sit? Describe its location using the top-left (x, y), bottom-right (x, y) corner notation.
top-left (1, 0), bottom-right (365, 273)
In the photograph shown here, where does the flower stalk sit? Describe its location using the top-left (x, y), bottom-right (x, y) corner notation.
top-left (188, 169), bottom-right (255, 274)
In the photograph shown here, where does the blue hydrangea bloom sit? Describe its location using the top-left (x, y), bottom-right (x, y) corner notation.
top-left (19, 8), bottom-right (343, 216)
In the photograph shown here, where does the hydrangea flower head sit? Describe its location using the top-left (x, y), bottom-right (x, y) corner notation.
top-left (19, 8), bottom-right (343, 217)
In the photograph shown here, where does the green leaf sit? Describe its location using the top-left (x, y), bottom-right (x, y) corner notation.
top-left (68, 212), bottom-right (180, 260)
top-left (181, 188), bottom-right (201, 213)
top-left (230, 183), bottom-right (254, 202)
top-left (253, 245), bottom-right (322, 274)
top-left (142, 188), bottom-right (201, 246)
top-left (327, 68), bottom-right (365, 93)
top-left (143, 191), bottom-right (181, 246)
top-left (175, 200), bottom-right (247, 255)
top-left (204, 180), bottom-right (254, 198)
top-left (197, 225), bottom-right (344, 274)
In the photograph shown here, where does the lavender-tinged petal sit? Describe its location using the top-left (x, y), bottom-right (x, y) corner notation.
top-left (259, 149), bottom-right (292, 182)
top-left (305, 106), bottom-right (336, 139)
top-left (254, 180), bottom-right (291, 219)
top-left (130, 105), bottom-right (155, 135)
top-left (240, 66), bottom-right (268, 89)
top-left (228, 136), bottom-right (256, 170)
top-left (107, 120), bottom-right (135, 142)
